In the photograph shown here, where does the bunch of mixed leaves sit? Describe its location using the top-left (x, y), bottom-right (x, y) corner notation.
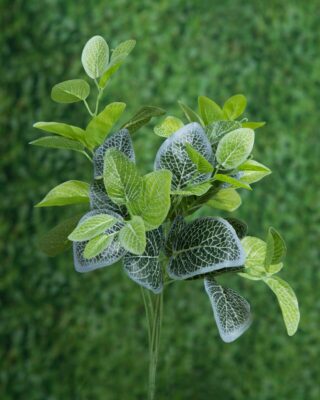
top-left (32, 36), bottom-right (299, 343)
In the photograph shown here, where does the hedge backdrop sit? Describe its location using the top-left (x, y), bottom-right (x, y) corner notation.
top-left (1, 0), bottom-right (319, 399)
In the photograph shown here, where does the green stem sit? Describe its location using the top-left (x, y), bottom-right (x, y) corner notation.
top-left (83, 99), bottom-right (94, 116)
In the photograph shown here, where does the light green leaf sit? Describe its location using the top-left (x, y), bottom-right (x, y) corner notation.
top-left (81, 35), bottom-right (109, 79)
top-left (240, 170), bottom-right (271, 184)
top-left (214, 174), bottom-right (252, 190)
top-left (38, 215), bottom-right (81, 257)
top-left (128, 170), bottom-right (172, 230)
top-left (103, 148), bottom-right (142, 205)
top-left (242, 121), bottom-right (266, 129)
top-left (111, 39), bottom-right (136, 60)
top-left (83, 234), bottom-right (115, 259)
top-left (238, 159), bottom-right (271, 172)
top-left (198, 96), bottom-right (225, 125)
top-left (216, 128), bottom-right (255, 170)
top-left (207, 188), bottom-right (242, 212)
top-left (185, 143), bottom-right (214, 173)
top-left (85, 102), bottom-right (126, 148)
top-left (51, 79), bottom-right (90, 103)
top-left (68, 213), bottom-right (117, 242)
top-left (238, 159), bottom-right (271, 184)
top-left (178, 101), bottom-right (203, 124)
top-left (154, 116), bottom-right (184, 138)
top-left (29, 136), bottom-right (85, 154)
top-left (206, 120), bottom-right (242, 146)
top-left (33, 122), bottom-right (86, 145)
top-left (223, 94), bottom-right (247, 120)
top-left (122, 106), bottom-right (166, 133)
top-left (35, 180), bottom-right (89, 207)
top-left (119, 216), bottom-right (146, 255)
top-left (265, 227), bottom-right (287, 268)
top-left (263, 276), bottom-right (300, 336)
top-left (171, 181), bottom-right (212, 197)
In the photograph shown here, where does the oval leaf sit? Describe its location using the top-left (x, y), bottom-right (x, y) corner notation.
top-left (223, 94), bottom-right (247, 120)
top-left (89, 180), bottom-right (127, 217)
top-left (206, 120), bottom-right (242, 146)
top-left (178, 101), bottom-right (202, 124)
top-left (68, 213), bottom-right (117, 242)
top-left (35, 180), bottom-right (89, 207)
top-left (122, 106), bottom-right (166, 133)
top-left (51, 79), bottom-right (90, 103)
top-left (207, 188), bottom-right (242, 212)
top-left (198, 96), bottom-right (225, 125)
top-left (29, 136), bottom-right (84, 153)
top-left (154, 116), bottom-right (184, 138)
top-left (119, 216), bottom-right (146, 255)
top-left (33, 122), bottom-right (86, 144)
top-left (81, 35), bottom-right (109, 79)
top-left (83, 234), bottom-right (115, 259)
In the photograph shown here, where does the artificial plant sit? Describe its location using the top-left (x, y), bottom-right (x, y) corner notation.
top-left (32, 35), bottom-right (300, 400)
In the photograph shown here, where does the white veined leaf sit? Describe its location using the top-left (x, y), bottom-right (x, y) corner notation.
top-left (122, 106), bottom-right (166, 133)
top-left (214, 174), bottom-right (252, 190)
top-left (128, 170), bottom-right (172, 230)
top-left (242, 121), bottom-right (266, 129)
top-left (33, 122), bottom-right (86, 145)
top-left (204, 277), bottom-right (252, 342)
top-left (51, 79), bottom-right (90, 103)
top-left (81, 35), bottom-right (109, 79)
top-left (185, 143), bottom-right (214, 173)
top-left (103, 148), bottom-right (142, 205)
top-left (154, 122), bottom-right (213, 190)
top-left (178, 101), bottom-right (203, 124)
top-left (225, 217), bottom-right (248, 239)
top-left (89, 180), bottom-right (127, 217)
top-left (154, 116), bottom-right (184, 138)
top-left (73, 209), bottom-right (125, 273)
top-left (35, 180), bottom-right (89, 207)
top-left (223, 94), bottom-right (247, 120)
top-left (123, 228), bottom-right (164, 293)
top-left (83, 234), bottom-right (115, 259)
top-left (198, 96), bottom-right (225, 125)
top-left (119, 216), bottom-right (146, 255)
top-left (207, 188), bottom-right (242, 212)
top-left (171, 181), bottom-right (212, 197)
top-left (167, 217), bottom-right (245, 279)
top-left (85, 102), bottom-right (126, 149)
top-left (206, 120), bottom-right (242, 146)
top-left (68, 213), bottom-right (117, 241)
top-left (263, 276), bottom-right (300, 336)
top-left (93, 129), bottom-right (135, 179)
top-left (216, 128), bottom-right (255, 170)
top-left (29, 136), bottom-right (85, 154)
top-left (265, 227), bottom-right (287, 268)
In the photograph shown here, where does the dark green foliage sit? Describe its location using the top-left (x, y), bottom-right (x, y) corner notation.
top-left (1, 0), bottom-right (319, 399)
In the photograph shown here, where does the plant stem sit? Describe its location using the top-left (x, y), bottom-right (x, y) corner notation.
top-left (83, 99), bottom-right (94, 116)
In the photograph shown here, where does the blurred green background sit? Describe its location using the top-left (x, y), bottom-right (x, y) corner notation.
top-left (1, 0), bottom-right (319, 399)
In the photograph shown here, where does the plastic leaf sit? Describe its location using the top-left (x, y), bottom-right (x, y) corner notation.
top-left (223, 94), bottom-right (247, 120)
top-left (206, 120), bottom-right (242, 146)
top-left (33, 122), bottom-right (86, 145)
top-left (154, 122), bottom-right (213, 190)
top-left (81, 35), bottom-right (109, 79)
top-left (111, 39), bottom-right (136, 60)
top-left (119, 216), bottom-right (146, 255)
top-left (178, 101), bottom-right (203, 124)
top-left (185, 143), bottom-right (214, 173)
top-left (89, 180), bottom-right (127, 217)
top-left (171, 181), bottom-right (212, 197)
top-left (238, 159), bottom-right (271, 172)
top-left (51, 79), bottom-right (90, 103)
top-left (198, 96), bottom-right (225, 125)
top-left (123, 227), bottom-right (164, 293)
top-left (214, 174), bottom-right (252, 190)
top-left (225, 218), bottom-right (248, 239)
top-left (68, 213), bottom-right (117, 241)
top-left (204, 277), bottom-right (252, 342)
top-left (154, 116), bottom-right (184, 138)
top-left (167, 217), bottom-right (245, 279)
top-left (242, 121), bottom-right (266, 129)
top-left (29, 136), bottom-right (84, 154)
top-left (207, 188), bottom-right (242, 212)
top-left (122, 106), bottom-right (166, 133)
top-left (265, 227), bottom-right (287, 268)
top-left (263, 276), bottom-right (300, 336)
top-left (35, 180), bottom-right (89, 207)
top-left (83, 234), bottom-right (115, 259)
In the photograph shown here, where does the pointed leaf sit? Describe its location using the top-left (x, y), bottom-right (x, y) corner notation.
top-left (239, 170), bottom-right (271, 184)
top-left (29, 136), bottom-right (85, 153)
top-left (33, 122), bottom-right (86, 144)
top-left (178, 101), bottom-right (203, 124)
top-left (242, 121), bottom-right (266, 129)
top-left (185, 143), bottom-right (214, 173)
top-left (165, 216), bottom-right (187, 257)
top-left (154, 122), bottom-right (213, 190)
top-left (206, 120), bottom-right (242, 146)
top-left (198, 96), bottom-right (225, 125)
top-left (238, 159), bottom-right (271, 172)
top-left (264, 276), bottom-right (300, 336)
top-left (86, 102), bottom-right (126, 149)
top-left (111, 39), bottom-right (136, 60)
top-left (207, 188), bottom-right (242, 211)
top-left (68, 213), bottom-right (117, 242)
top-left (122, 106), bottom-right (165, 133)
top-left (83, 234), bottom-right (115, 259)
top-left (171, 181), bottom-right (211, 197)
top-left (35, 180), bottom-right (89, 207)
top-left (214, 174), bottom-right (252, 190)
top-left (154, 116), bottom-right (184, 138)
top-left (123, 228), bottom-right (164, 293)
top-left (81, 35), bottom-right (109, 79)
top-left (167, 217), bottom-right (245, 279)
top-left (51, 79), bottom-right (90, 103)
top-left (265, 227), bottom-right (286, 268)
top-left (119, 216), bottom-right (146, 255)
top-left (225, 218), bottom-right (247, 239)
top-left (223, 94), bottom-right (247, 120)
top-left (204, 277), bottom-right (252, 342)
top-left (89, 180), bottom-right (127, 217)
top-left (103, 148), bottom-right (142, 205)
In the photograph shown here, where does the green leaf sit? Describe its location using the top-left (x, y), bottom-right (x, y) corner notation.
top-left (167, 217), bottom-right (245, 279)
top-left (38, 215), bottom-right (81, 257)
top-left (265, 227), bottom-right (287, 268)
top-left (51, 79), bottom-right (90, 103)
top-left (122, 106), bottom-right (166, 133)
top-left (238, 159), bottom-right (271, 172)
top-left (81, 35), bottom-right (109, 79)
top-left (242, 121), bottom-right (266, 129)
top-left (206, 120), bottom-right (242, 146)
top-left (185, 143), bottom-right (214, 173)
top-left (223, 94), bottom-right (247, 120)
top-left (128, 170), bottom-right (172, 230)
top-left (178, 101), bottom-right (203, 124)
top-left (103, 148), bottom-right (142, 205)
top-left (85, 102), bottom-right (126, 148)
top-left (29, 136), bottom-right (85, 154)
top-left (216, 128), bottom-right (255, 169)
top-left (238, 159), bottom-right (271, 184)
top-left (111, 39), bottom-right (136, 60)
top-left (68, 213), bottom-right (117, 242)
top-left (214, 174), bottom-right (252, 190)
top-left (207, 188), bottom-right (242, 211)
top-left (83, 234), bottom-right (115, 259)
top-left (35, 180), bottom-right (90, 207)
top-left (225, 217), bottom-right (247, 239)
top-left (204, 277), bottom-right (252, 342)
top-left (123, 228), bottom-right (164, 293)
top-left (198, 96), bottom-right (225, 125)
top-left (119, 216), bottom-right (146, 255)
top-left (171, 181), bottom-right (212, 197)
top-left (154, 116), bottom-right (184, 137)
top-left (33, 122), bottom-right (86, 145)
top-left (263, 276), bottom-right (300, 336)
